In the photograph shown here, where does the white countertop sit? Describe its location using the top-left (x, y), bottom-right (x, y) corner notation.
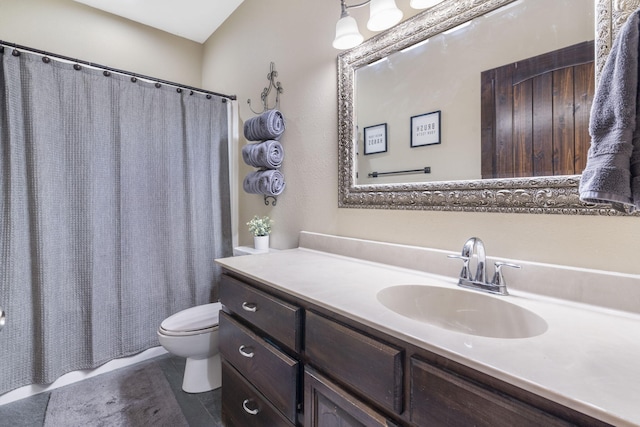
top-left (216, 245), bottom-right (640, 426)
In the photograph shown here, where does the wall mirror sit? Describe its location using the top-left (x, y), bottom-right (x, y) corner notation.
top-left (338, 0), bottom-right (638, 214)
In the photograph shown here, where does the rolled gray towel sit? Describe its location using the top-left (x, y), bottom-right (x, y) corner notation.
top-left (244, 109), bottom-right (285, 141)
top-left (242, 140), bottom-right (284, 169)
top-left (243, 169), bottom-right (286, 196)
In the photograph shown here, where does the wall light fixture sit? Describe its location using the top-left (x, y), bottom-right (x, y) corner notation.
top-left (333, 0), bottom-right (444, 50)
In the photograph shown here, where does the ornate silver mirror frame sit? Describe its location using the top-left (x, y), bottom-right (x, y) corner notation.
top-left (338, 0), bottom-right (638, 214)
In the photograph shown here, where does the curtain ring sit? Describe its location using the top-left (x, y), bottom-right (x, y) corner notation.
top-left (206, 95), bottom-right (212, 100)
top-left (176, 88), bottom-right (182, 93)
top-left (131, 76), bottom-right (137, 83)
top-left (12, 49), bottom-right (20, 57)
top-left (0, 46), bottom-right (4, 54)
top-left (189, 90), bottom-right (194, 96)
top-left (103, 70), bottom-right (111, 77)
top-left (74, 64), bottom-right (82, 71)
top-left (155, 83), bottom-right (161, 88)
top-left (42, 56), bottom-right (50, 63)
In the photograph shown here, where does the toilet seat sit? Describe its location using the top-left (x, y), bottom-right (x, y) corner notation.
top-left (159, 302), bottom-right (222, 337)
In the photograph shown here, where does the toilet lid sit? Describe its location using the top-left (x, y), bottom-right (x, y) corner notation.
top-left (160, 302), bottom-right (222, 333)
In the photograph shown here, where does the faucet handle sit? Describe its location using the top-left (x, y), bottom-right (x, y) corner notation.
top-left (491, 262), bottom-right (521, 294)
top-left (448, 254), bottom-right (471, 280)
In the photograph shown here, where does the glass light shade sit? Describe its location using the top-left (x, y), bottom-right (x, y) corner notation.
top-left (367, 0), bottom-right (403, 32)
top-left (409, 0), bottom-right (444, 9)
top-left (333, 15), bottom-right (364, 50)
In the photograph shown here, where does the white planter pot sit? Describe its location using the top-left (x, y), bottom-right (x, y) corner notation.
top-left (253, 235), bottom-right (269, 251)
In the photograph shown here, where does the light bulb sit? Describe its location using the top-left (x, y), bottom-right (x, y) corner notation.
top-left (367, 0), bottom-right (403, 32)
top-left (333, 15), bottom-right (364, 50)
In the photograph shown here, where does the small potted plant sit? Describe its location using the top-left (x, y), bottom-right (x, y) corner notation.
top-left (247, 215), bottom-right (273, 251)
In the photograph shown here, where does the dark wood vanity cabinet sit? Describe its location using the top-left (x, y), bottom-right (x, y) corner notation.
top-left (219, 270), bottom-right (610, 427)
top-left (219, 273), bottom-right (302, 426)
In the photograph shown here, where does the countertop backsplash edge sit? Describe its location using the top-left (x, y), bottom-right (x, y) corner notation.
top-left (298, 231), bottom-right (640, 316)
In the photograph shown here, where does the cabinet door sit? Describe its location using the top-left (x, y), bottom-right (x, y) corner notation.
top-left (304, 368), bottom-right (398, 427)
top-left (410, 357), bottom-right (571, 427)
top-left (305, 311), bottom-right (403, 414)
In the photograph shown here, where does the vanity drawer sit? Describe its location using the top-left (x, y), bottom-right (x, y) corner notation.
top-left (220, 274), bottom-right (302, 352)
top-left (305, 310), bottom-right (403, 415)
top-left (219, 311), bottom-right (299, 423)
top-left (410, 357), bottom-right (570, 427)
top-left (222, 360), bottom-right (294, 427)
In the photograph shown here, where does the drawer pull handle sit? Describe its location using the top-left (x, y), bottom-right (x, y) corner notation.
top-left (242, 302), bottom-right (257, 312)
top-left (242, 399), bottom-right (259, 415)
top-left (238, 345), bottom-right (254, 358)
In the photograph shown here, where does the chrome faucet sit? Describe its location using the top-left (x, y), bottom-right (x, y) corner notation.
top-left (448, 237), bottom-right (520, 295)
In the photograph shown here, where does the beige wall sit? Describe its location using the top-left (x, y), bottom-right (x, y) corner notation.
top-left (203, 0), bottom-right (343, 253)
top-left (204, 0), bottom-right (640, 276)
top-left (1, 0), bottom-right (638, 276)
top-left (0, 0), bottom-right (203, 87)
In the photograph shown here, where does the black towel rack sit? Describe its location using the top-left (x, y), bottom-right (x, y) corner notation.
top-left (368, 167), bottom-right (431, 178)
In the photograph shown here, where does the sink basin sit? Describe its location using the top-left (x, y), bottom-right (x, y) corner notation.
top-left (377, 285), bottom-right (547, 339)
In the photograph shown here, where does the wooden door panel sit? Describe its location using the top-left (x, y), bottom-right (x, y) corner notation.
top-left (532, 72), bottom-right (554, 176)
top-left (480, 69), bottom-right (497, 179)
top-left (574, 61), bottom-right (595, 173)
top-left (481, 41), bottom-right (594, 179)
top-left (513, 79), bottom-right (534, 177)
top-left (552, 67), bottom-right (576, 175)
top-left (495, 64), bottom-right (515, 178)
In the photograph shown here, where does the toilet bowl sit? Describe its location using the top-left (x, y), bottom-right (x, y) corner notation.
top-left (157, 302), bottom-right (222, 393)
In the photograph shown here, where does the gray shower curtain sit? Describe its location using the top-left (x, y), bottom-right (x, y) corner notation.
top-left (0, 48), bottom-right (232, 394)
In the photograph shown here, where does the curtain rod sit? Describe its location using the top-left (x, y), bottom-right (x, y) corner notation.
top-left (0, 40), bottom-right (237, 101)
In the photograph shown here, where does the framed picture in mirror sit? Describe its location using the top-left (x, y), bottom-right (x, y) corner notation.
top-left (363, 123), bottom-right (387, 155)
top-left (411, 110), bottom-right (441, 148)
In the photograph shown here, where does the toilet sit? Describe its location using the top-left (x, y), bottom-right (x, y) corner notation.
top-left (157, 302), bottom-right (222, 393)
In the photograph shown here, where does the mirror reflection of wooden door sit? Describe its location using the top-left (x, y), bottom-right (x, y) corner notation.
top-left (481, 41), bottom-right (595, 179)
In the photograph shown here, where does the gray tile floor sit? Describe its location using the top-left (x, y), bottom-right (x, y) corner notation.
top-left (0, 354), bottom-right (222, 427)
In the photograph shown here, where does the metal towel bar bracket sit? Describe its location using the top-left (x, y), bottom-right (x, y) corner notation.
top-left (247, 62), bottom-right (284, 114)
top-left (264, 195), bottom-right (277, 206)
